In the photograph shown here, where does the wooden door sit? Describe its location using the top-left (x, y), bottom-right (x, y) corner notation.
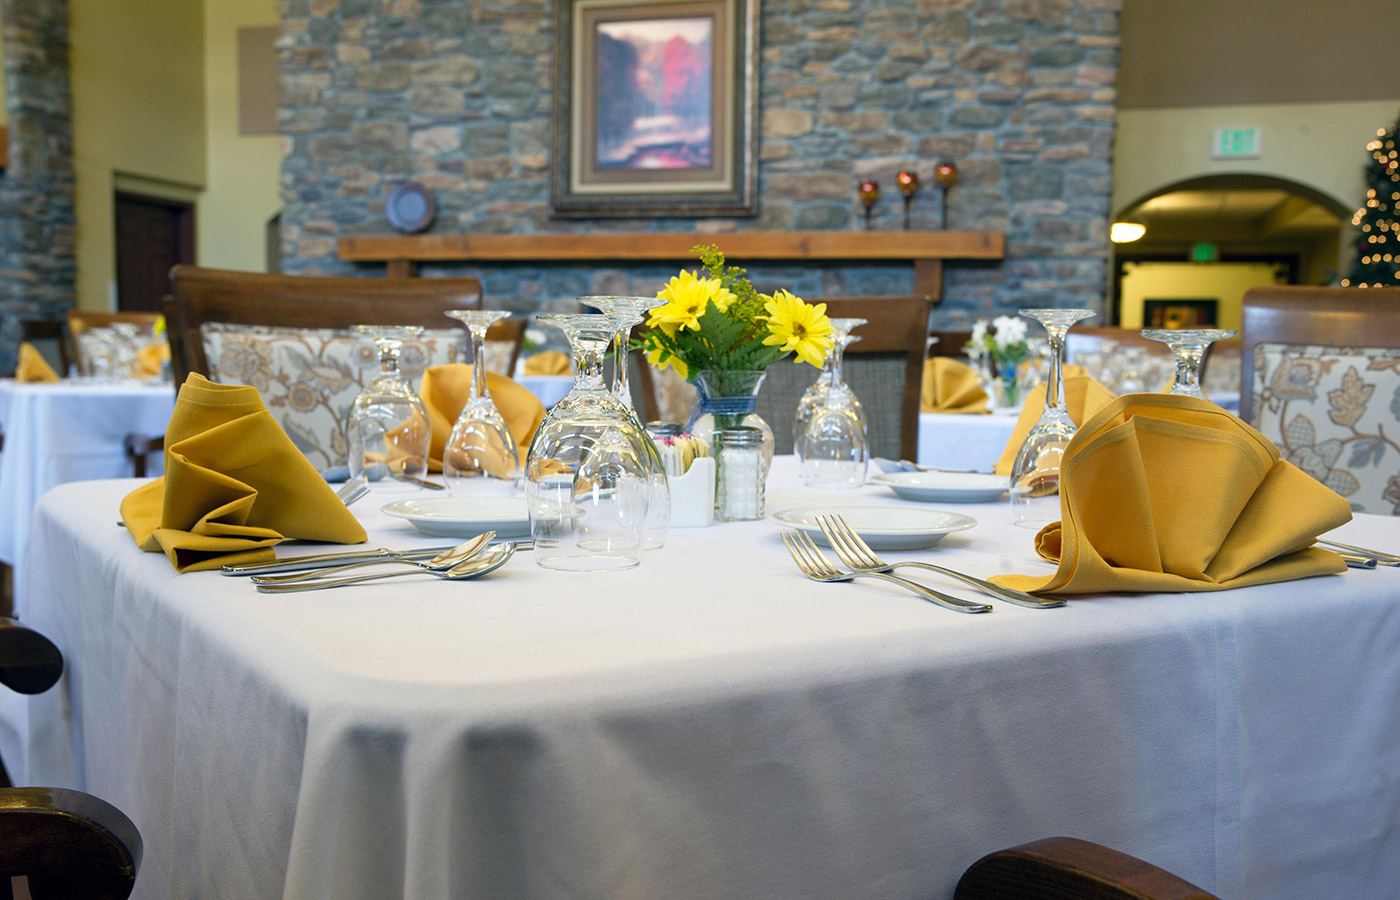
top-left (114, 192), bottom-right (195, 312)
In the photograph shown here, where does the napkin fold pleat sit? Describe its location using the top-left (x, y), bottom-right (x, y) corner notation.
top-left (993, 374), bottom-right (1116, 475)
top-left (16, 341), bottom-right (60, 382)
top-left (420, 364), bottom-right (547, 473)
top-left (990, 393), bottom-right (1351, 596)
top-left (522, 350), bottom-right (571, 376)
top-left (921, 357), bottom-right (989, 413)
top-left (120, 374), bottom-right (366, 572)
top-left (137, 342), bottom-right (170, 377)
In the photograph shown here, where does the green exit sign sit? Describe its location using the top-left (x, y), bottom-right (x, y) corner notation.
top-left (1212, 128), bottom-right (1261, 159)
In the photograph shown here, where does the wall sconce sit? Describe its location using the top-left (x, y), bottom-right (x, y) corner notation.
top-left (1111, 221), bottom-right (1147, 243)
top-left (858, 180), bottom-right (880, 230)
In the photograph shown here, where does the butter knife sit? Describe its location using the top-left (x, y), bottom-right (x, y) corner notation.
top-left (221, 545), bottom-right (460, 576)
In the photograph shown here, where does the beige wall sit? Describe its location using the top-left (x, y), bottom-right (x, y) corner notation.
top-left (70, 0), bottom-right (206, 310)
top-left (199, 0), bottom-right (281, 274)
top-left (1119, 261), bottom-right (1288, 331)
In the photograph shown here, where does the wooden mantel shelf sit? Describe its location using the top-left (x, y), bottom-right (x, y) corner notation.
top-left (338, 231), bottom-right (1005, 303)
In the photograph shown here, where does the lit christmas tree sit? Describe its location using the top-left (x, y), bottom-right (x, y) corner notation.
top-left (1342, 113), bottom-right (1400, 288)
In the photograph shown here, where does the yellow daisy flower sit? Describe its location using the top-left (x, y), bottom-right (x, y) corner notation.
top-left (762, 290), bottom-right (834, 368)
top-left (643, 320), bottom-right (689, 379)
top-left (651, 270), bottom-right (732, 330)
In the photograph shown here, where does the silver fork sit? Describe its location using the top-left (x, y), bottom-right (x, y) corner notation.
top-left (816, 514), bottom-right (1065, 609)
top-left (334, 474), bottom-right (370, 507)
top-left (782, 531), bottom-right (991, 614)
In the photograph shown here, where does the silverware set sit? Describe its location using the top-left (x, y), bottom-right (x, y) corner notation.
top-left (1317, 539), bottom-right (1400, 567)
top-left (782, 513), bottom-right (1061, 613)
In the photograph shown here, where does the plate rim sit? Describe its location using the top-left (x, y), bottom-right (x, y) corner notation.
top-left (380, 495), bottom-right (529, 524)
top-left (870, 471), bottom-right (1007, 489)
top-left (769, 505), bottom-right (977, 537)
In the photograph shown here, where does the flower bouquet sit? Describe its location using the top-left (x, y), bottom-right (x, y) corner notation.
top-left (637, 244), bottom-right (835, 463)
top-left (965, 315), bottom-right (1031, 406)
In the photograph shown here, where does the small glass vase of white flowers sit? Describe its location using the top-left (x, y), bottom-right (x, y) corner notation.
top-left (964, 315), bottom-right (1031, 407)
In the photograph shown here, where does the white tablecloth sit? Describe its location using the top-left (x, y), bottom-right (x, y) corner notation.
top-left (0, 380), bottom-right (175, 575)
top-left (7, 463), bottom-right (1400, 900)
top-left (515, 374), bottom-right (574, 408)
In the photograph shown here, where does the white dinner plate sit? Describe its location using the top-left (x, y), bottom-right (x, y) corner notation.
top-left (870, 471), bottom-right (1008, 503)
top-left (381, 496), bottom-right (531, 539)
top-left (771, 506), bottom-right (976, 550)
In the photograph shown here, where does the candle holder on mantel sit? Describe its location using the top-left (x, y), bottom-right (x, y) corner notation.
top-left (934, 161), bottom-right (958, 230)
top-left (897, 171), bottom-right (919, 230)
top-left (858, 180), bottom-right (880, 230)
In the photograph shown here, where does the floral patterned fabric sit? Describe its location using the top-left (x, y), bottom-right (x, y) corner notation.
top-left (201, 323), bottom-right (463, 471)
top-left (1251, 342), bottom-right (1400, 514)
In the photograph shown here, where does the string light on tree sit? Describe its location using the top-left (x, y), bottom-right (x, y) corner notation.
top-left (1342, 113), bottom-right (1400, 288)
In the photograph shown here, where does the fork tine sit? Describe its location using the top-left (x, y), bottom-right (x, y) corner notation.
top-left (828, 515), bottom-right (883, 567)
top-left (782, 531), bottom-right (818, 579)
top-left (795, 531), bottom-right (840, 578)
top-left (818, 515), bottom-right (877, 569)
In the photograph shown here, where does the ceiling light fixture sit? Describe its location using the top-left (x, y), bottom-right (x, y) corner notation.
top-left (1111, 221), bottom-right (1146, 243)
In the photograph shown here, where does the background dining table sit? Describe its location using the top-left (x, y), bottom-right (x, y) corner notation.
top-left (5, 457), bottom-right (1398, 900)
top-left (0, 378), bottom-right (175, 588)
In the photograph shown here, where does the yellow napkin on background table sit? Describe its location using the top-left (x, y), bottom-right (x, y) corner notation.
top-left (993, 374), bottom-right (1116, 476)
top-left (16, 342), bottom-right (60, 383)
top-left (137, 342), bottom-right (170, 378)
top-left (921, 357), bottom-right (989, 413)
top-left (120, 374), bottom-right (367, 572)
top-left (522, 350), bottom-right (571, 376)
top-left (419, 364), bottom-right (547, 473)
top-left (989, 393), bottom-right (1350, 596)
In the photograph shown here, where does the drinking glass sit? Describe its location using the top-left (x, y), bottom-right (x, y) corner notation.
top-left (442, 310), bottom-right (520, 494)
top-left (110, 323), bottom-right (142, 380)
top-left (796, 318), bottom-right (869, 488)
top-left (1140, 329), bottom-right (1238, 399)
top-left (525, 313), bottom-right (651, 571)
top-left (346, 325), bottom-right (432, 490)
top-left (1009, 308), bottom-right (1096, 527)
top-left (578, 295), bottom-right (670, 549)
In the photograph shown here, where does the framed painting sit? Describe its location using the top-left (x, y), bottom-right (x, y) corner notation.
top-left (551, 0), bottom-right (758, 218)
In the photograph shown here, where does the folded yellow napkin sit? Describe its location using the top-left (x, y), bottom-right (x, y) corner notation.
top-left (137, 342), bottom-right (170, 378)
top-left (419, 364), bottom-right (547, 474)
top-left (523, 350), bottom-right (571, 376)
top-left (120, 374), bottom-right (367, 572)
top-left (993, 374), bottom-right (1117, 475)
top-left (990, 394), bottom-right (1351, 596)
top-left (15, 342), bottom-right (60, 382)
top-left (921, 357), bottom-right (989, 413)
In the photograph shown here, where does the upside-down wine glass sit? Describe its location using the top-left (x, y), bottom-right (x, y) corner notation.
top-left (442, 309), bottom-right (520, 494)
top-left (525, 313), bottom-right (651, 571)
top-left (796, 318), bottom-right (869, 488)
top-left (1009, 308), bottom-right (1096, 527)
top-left (578, 295), bottom-right (670, 549)
top-left (1139, 329), bottom-right (1239, 400)
top-left (793, 317), bottom-right (867, 460)
top-left (347, 325), bottom-right (432, 491)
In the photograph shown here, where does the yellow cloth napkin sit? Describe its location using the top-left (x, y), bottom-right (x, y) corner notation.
top-left (989, 393), bottom-right (1351, 596)
top-left (419, 364), bottom-right (547, 474)
top-left (523, 350), bottom-right (571, 376)
top-left (15, 342), bottom-right (60, 382)
top-left (921, 357), bottom-right (989, 413)
top-left (137, 342), bottom-right (170, 378)
top-left (993, 374), bottom-right (1117, 475)
top-left (120, 374), bottom-right (367, 572)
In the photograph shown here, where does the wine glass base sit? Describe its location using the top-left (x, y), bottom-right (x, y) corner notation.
top-left (535, 551), bottom-right (641, 572)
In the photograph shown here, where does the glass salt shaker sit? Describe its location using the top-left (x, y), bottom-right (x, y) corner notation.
top-left (715, 426), bottom-right (765, 522)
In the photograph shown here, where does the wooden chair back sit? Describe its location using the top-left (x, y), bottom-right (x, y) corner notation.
top-left (18, 319), bottom-right (75, 376)
top-left (757, 295), bottom-right (930, 460)
top-left (928, 328), bottom-right (973, 360)
top-left (0, 618), bottom-right (62, 697)
top-left (165, 265), bottom-right (485, 385)
top-left (1240, 285), bottom-right (1400, 422)
top-left (0, 788), bottom-right (143, 899)
top-left (483, 317), bottom-right (526, 377)
top-left (955, 836), bottom-right (1219, 900)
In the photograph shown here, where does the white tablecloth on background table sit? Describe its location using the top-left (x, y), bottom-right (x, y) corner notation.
top-left (0, 379), bottom-right (175, 576)
top-left (515, 373), bottom-right (573, 408)
top-left (7, 461), bottom-right (1400, 900)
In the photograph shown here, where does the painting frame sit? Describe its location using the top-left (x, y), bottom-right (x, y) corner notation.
top-left (551, 0), bottom-right (758, 218)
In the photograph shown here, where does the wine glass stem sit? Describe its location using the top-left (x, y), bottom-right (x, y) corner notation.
top-left (827, 339), bottom-right (847, 387)
top-left (573, 338), bottom-right (609, 390)
top-left (612, 329), bottom-right (632, 406)
top-left (468, 324), bottom-right (489, 401)
top-left (1044, 325), bottom-right (1068, 414)
top-left (379, 342), bottom-right (400, 377)
top-left (1174, 347), bottom-right (1204, 393)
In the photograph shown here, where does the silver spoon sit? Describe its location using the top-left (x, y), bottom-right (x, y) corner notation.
top-left (251, 532), bottom-right (495, 584)
top-left (255, 541), bottom-right (518, 593)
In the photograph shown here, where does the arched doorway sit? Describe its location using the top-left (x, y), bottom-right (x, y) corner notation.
top-left (1110, 174), bottom-right (1348, 328)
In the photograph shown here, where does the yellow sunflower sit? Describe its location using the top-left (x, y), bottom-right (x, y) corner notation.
top-left (762, 289), bottom-right (834, 367)
top-left (643, 319), bottom-right (689, 379)
top-left (650, 270), bottom-right (734, 330)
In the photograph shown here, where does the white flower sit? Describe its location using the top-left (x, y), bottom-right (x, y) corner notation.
top-left (525, 327), bottom-right (548, 346)
top-left (970, 320), bottom-right (988, 345)
top-left (992, 315), bottom-right (1027, 349)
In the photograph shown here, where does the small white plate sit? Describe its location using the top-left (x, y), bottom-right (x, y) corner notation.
top-left (870, 471), bottom-right (1008, 503)
top-left (771, 506), bottom-right (976, 550)
top-left (381, 496), bottom-right (530, 538)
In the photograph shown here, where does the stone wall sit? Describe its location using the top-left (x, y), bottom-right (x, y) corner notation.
top-left (0, 0), bottom-right (76, 369)
top-left (277, 0), bottom-right (1118, 322)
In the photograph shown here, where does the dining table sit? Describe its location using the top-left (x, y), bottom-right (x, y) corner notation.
top-left (0, 378), bottom-right (176, 588)
top-left (4, 457), bottom-right (1399, 900)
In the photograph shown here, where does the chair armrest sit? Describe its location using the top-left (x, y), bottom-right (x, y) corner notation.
top-left (122, 433), bottom-right (165, 479)
top-left (0, 786), bottom-right (142, 899)
top-left (955, 836), bottom-right (1220, 900)
top-left (0, 617), bottom-right (63, 695)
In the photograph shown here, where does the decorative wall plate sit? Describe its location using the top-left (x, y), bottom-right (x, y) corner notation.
top-left (385, 182), bottom-right (436, 234)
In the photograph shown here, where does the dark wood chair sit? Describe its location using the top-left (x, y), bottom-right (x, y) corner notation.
top-left (955, 836), bottom-right (1219, 900)
top-left (756, 295), bottom-right (930, 460)
top-left (0, 619), bottom-right (142, 899)
top-left (929, 327), bottom-right (974, 360)
top-left (1240, 284), bottom-right (1400, 422)
top-left (483, 317), bottom-right (527, 377)
top-left (17, 319), bottom-right (75, 377)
